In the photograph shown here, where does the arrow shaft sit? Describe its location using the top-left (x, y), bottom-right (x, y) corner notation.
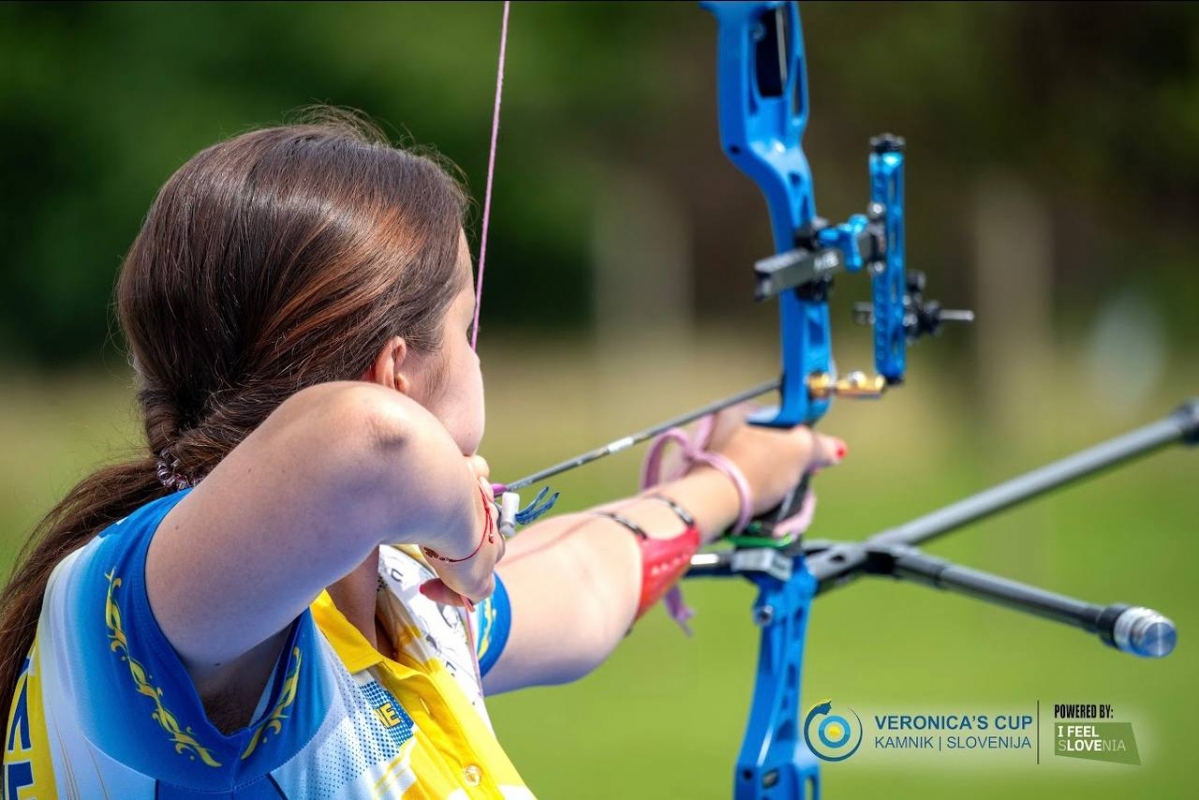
top-left (499, 378), bottom-right (782, 492)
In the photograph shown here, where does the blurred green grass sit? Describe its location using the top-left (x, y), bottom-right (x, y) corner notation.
top-left (1, 337), bottom-right (1194, 798)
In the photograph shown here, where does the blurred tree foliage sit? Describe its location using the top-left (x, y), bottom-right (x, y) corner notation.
top-left (0, 1), bottom-right (1196, 367)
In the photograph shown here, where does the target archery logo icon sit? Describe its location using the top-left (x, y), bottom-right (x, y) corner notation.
top-left (802, 698), bottom-right (864, 762)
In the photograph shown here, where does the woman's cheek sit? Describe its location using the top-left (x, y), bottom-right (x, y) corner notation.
top-left (463, 365), bottom-right (486, 454)
top-left (443, 358), bottom-right (486, 455)
top-left (448, 405), bottom-right (484, 456)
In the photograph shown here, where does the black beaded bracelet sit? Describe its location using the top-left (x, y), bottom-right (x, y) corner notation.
top-left (588, 510), bottom-right (648, 540)
top-left (645, 493), bottom-right (696, 528)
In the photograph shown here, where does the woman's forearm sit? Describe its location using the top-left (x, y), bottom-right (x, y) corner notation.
top-left (483, 467), bottom-right (740, 694)
top-left (593, 465), bottom-right (742, 546)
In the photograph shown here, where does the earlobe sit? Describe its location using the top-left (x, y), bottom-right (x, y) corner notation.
top-left (366, 335), bottom-right (409, 391)
top-left (393, 335), bottom-right (417, 395)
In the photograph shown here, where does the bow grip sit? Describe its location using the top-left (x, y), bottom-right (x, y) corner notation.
top-left (726, 403), bottom-right (816, 541)
top-left (752, 473), bottom-right (810, 539)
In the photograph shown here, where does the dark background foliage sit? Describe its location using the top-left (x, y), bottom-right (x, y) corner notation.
top-left (1, 1), bottom-right (1196, 366)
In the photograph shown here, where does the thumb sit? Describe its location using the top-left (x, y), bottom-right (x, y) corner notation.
top-left (419, 579), bottom-right (467, 608)
top-left (809, 433), bottom-right (848, 470)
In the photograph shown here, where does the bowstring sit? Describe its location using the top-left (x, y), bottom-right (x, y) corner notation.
top-left (462, 0), bottom-right (510, 698)
top-left (470, 0), bottom-right (511, 352)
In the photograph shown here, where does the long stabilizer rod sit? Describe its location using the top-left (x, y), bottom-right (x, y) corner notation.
top-left (690, 537), bottom-right (1179, 657)
top-left (887, 548), bottom-right (1176, 657)
top-left (868, 399), bottom-right (1199, 549)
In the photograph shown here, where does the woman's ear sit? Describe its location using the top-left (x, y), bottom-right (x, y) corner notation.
top-left (362, 336), bottom-right (412, 393)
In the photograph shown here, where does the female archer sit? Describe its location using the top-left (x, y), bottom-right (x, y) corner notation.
top-left (0, 113), bottom-right (844, 797)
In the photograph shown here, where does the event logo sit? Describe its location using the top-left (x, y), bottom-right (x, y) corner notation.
top-left (1054, 703), bottom-right (1140, 766)
top-left (802, 698), bottom-right (864, 762)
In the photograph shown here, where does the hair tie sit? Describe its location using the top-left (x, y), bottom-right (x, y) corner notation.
top-left (155, 449), bottom-right (195, 491)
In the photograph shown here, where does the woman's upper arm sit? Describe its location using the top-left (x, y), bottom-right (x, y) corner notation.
top-left (145, 381), bottom-right (438, 676)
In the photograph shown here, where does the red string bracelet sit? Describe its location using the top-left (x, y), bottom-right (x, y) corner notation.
top-left (422, 486), bottom-right (496, 564)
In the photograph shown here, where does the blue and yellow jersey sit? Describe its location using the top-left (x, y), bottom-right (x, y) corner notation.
top-left (3, 488), bottom-right (526, 798)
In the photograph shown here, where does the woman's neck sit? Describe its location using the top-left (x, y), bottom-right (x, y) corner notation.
top-left (326, 548), bottom-right (383, 650)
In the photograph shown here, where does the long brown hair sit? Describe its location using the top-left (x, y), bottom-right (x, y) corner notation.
top-left (0, 109), bottom-right (469, 721)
